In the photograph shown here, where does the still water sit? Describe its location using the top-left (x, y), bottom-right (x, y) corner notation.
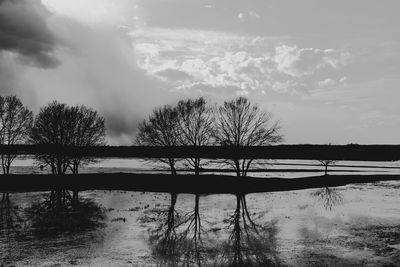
top-left (1, 159), bottom-right (400, 266)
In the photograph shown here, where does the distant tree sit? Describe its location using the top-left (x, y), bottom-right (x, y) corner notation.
top-left (175, 97), bottom-right (214, 175)
top-left (0, 95), bottom-right (33, 202)
top-left (214, 97), bottom-right (283, 177)
top-left (136, 105), bottom-right (180, 175)
top-left (0, 95), bottom-right (33, 174)
top-left (319, 159), bottom-right (336, 175)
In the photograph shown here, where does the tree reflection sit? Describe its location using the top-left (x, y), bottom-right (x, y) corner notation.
top-left (26, 195), bottom-right (105, 236)
top-left (312, 187), bottom-right (343, 210)
top-left (147, 193), bottom-right (182, 262)
top-left (144, 194), bottom-right (213, 266)
top-left (178, 194), bottom-right (215, 266)
top-left (145, 193), bottom-right (281, 266)
top-left (219, 194), bottom-right (280, 267)
top-left (0, 197), bottom-right (24, 238)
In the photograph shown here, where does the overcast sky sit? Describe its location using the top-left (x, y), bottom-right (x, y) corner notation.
top-left (0, 0), bottom-right (399, 145)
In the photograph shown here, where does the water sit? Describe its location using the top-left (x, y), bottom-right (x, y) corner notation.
top-left (1, 159), bottom-right (400, 266)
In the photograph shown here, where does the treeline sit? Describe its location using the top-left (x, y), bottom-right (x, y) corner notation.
top-left (136, 97), bottom-right (282, 177)
top-left (0, 95), bottom-right (283, 178)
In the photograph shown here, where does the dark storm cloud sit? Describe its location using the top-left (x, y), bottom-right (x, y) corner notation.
top-left (0, 0), bottom-right (59, 68)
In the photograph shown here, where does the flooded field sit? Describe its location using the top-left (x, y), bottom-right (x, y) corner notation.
top-left (1, 159), bottom-right (400, 266)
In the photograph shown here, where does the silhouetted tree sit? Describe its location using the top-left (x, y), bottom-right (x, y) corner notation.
top-left (0, 95), bottom-right (33, 201)
top-left (30, 101), bottom-right (105, 208)
top-left (136, 105), bottom-right (180, 175)
top-left (175, 97), bottom-right (214, 175)
top-left (319, 159), bottom-right (336, 175)
top-left (69, 105), bottom-right (106, 174)
top-left (30, 101), bottom-right (76, 176)
top-left (214, 97), bottom-right (283, 177)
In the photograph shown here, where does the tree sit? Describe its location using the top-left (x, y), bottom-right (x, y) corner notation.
top-left (175, 97), bottom-right (214, 175)
top-left (30, 101), bottom-right (106, 208)
top-left (136, 105), bottom-right (180, 175)
top-left (0, 95), bottom-right (33, 174)
top-left (0, 95), bottom-right (33, 202)
top-left (69, 105), bottom-right (106, 175)
top-left (319, 159), bottom-right (336, 175)
top-left (214, 97), bottom-right (283, 177)
top-left (68, 105), bottom-right (106, 203)
top-left (30, 101), bottom-right (77, 175)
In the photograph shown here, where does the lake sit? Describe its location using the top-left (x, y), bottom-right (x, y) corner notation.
top-left (1, 158), bottom-right (400, 266)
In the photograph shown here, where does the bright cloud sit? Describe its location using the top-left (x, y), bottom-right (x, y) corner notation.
top-left (274, 45), bottom-right (350, 77)
top-left (132, 30), bottom-right (350, 96)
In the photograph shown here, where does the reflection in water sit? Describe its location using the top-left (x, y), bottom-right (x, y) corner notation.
top-left (1, 193), bottom-right (106, 266)
top-left (146, 193), bottom-right (181, 263)
top-left (179, 194), bottom-right (211, 266)
top-left (144, 193), bottom-right (281, 266)
top-left (220, 194), bottom-right (280, 267)
top-left (0, 197), bottom-right (26, 264)
top-left (26, 193), bottom-right (106, 236)
top-left (0, 197), bottom-right (24, 237)
top-left (312, 187), bottom-right (343, 210)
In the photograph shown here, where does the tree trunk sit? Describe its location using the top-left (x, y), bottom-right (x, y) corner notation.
top-left (72, 165), bottom-right (79, 208)
top-left (169, 158), bottom-right (177, 176)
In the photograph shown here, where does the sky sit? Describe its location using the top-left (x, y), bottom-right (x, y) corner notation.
top-left (0, 0), bottom-right (399, 145)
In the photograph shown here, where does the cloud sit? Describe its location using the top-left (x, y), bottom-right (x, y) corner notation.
top-left (155, 69), bottom-right (192, 82)
top-left (274, 45), bottom-right (350, 77)
top-left (249, 11), bottom-right (261, 19)
top-left (317, 76), bottom-right (348, 88)
top-left (272, 80), bottom-right (305, 94)
top-left (0, 2), bottom-right (181, 145)
top-left (0, 0), bottom-right (59, 68)
top-left (318, 78), bottom-right (336, 88)
top-left (339, 76), bottom-right (347, 83)
top-left (238, 13), bottom-right (245, 22)
top-left (237, 11), bottom-right (261, 22)
top-left (132, 31), bottom-right (349, 96)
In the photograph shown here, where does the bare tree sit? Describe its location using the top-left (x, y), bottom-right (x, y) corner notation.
top-left (68, 105), bottom-right (106, 203)
top-left (175, 97), bottom-right (214, 175)
top-left (136, 105), bottom-right (180, 175)
top-left (319, 159), bottom-right (336, 175)
top-left (214, 97), bottom-right (283, 177)
top-left (30, 101), bottom-right (106, 208)
top-left (69, 105), bottom-right (106, 174)
top-left (0, 95), bottom-right (33, 174)
top-left (30, 101), bottom-right (76, 175)
top-left (0, 95), bottom-right (33, 201)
